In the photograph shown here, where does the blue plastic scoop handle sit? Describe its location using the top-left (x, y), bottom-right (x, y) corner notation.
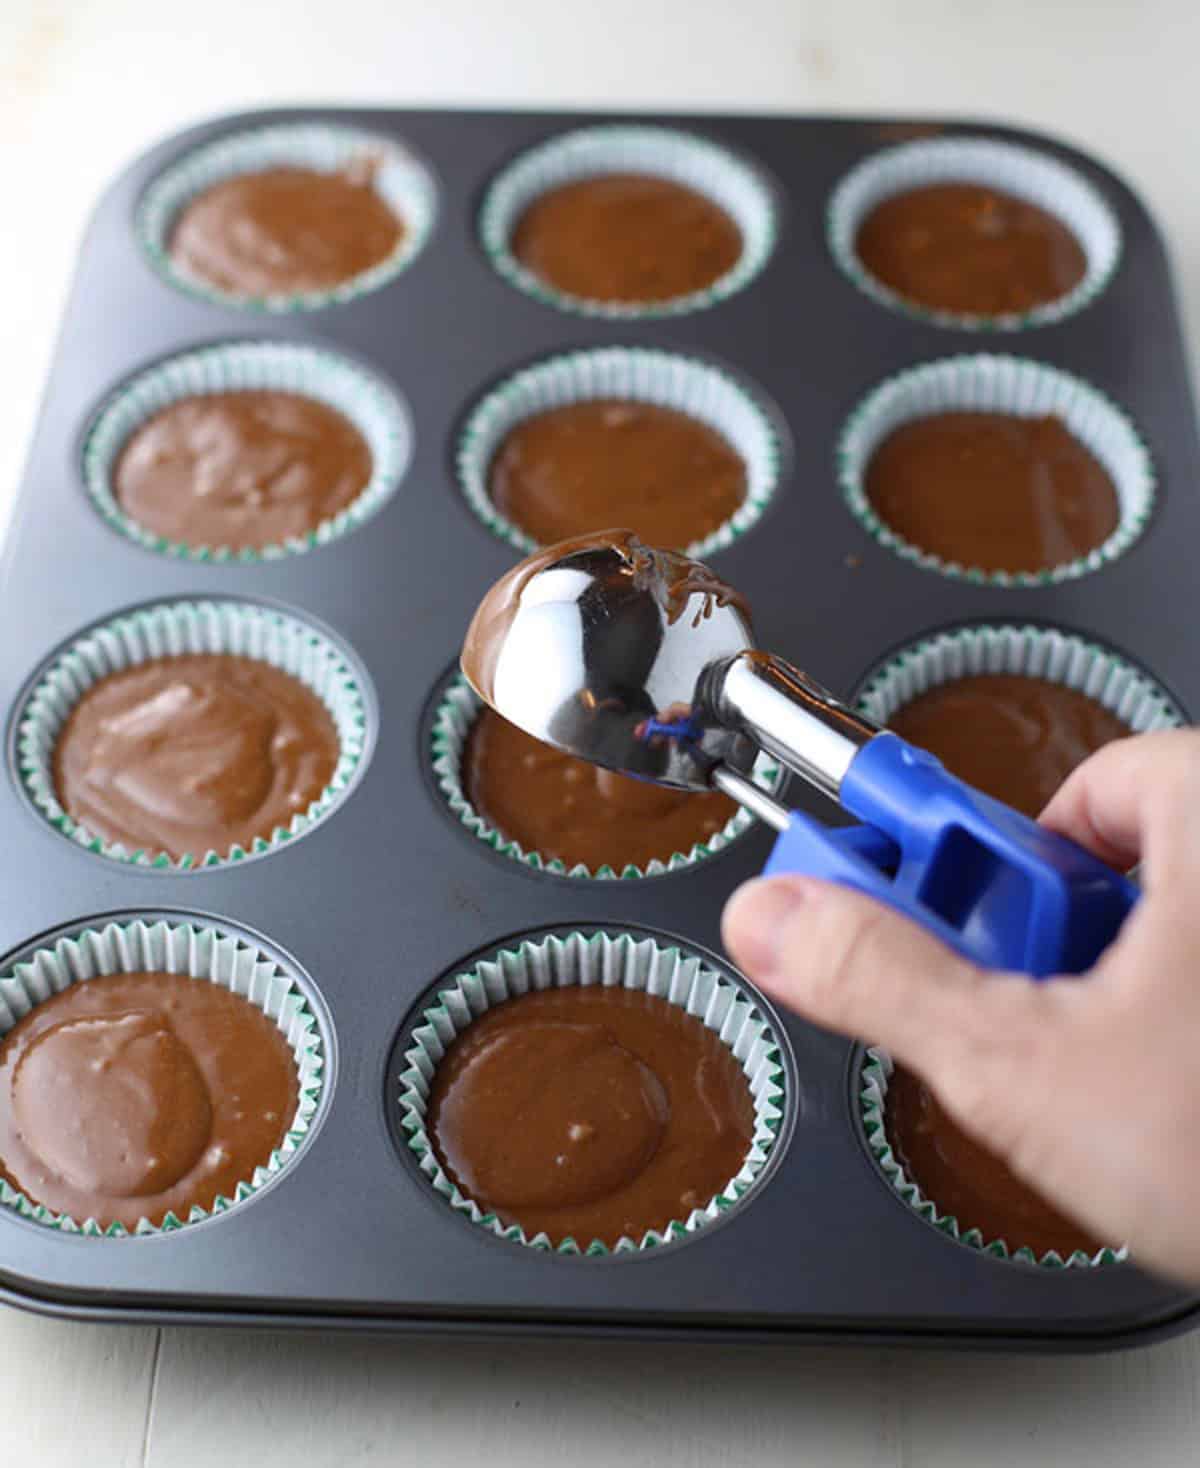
top-left (762, 732), bottom-right (1137, 977)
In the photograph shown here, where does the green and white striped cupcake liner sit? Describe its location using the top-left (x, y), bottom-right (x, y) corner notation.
top-left (0, 917), bottom-right (325, 1237)
top-left (137, 121), bottom-right (437, 311)
top-left (16, 598), bottom-right (370, 870)
top-left (457, 346), bottom-right (781, 558)
top-left (828, 135), bottom-right (1121, 330)
top-left (432, 674), bottom-right (783, 879)
top-left (856, 622), bottom-right (1184, 731)
top-left (82, 339), bottom-right (412, 562)
top-left (860, 1048), bottom-right (1126, 1268)
top-left (837, 354), bottom-right (1154, 586)
top-left (480, 124), bottom-right (776, 317)
top-left (399, 929), bottom-right (787, 1255)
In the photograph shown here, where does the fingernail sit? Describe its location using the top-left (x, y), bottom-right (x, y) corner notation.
top-left (722, 876), bottom-right (812, 981)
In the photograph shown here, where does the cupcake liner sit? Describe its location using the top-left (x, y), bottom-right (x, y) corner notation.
top-left (0, 917), bottom-right (324, 1237)
top-left (855, 622), bottom-right (1184, 731)
top-left (828, 136), bottom-right (1121, 329)
top-left (480, 124), bottom-right (776, 317)
top-left (82, 340), bottom-right (412, 562)
top-left (860, 1048), bottom-right (1125, 1268)
top-left (16, 598), bottom-right (370, 870)
top-left (137, 121), bottom-right (437, 311)
top-left (837, 354), bottom-right (1154, 585)
top-left (457, 347), bottom-right (780, 558)
top-left (398, 930), bottom-right (786, 1254)
top-left (431, 674), bottom-right (783, 879)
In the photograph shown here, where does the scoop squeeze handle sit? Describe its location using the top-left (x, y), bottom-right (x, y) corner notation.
top-left (761, 732), bottom-right (1137, 977)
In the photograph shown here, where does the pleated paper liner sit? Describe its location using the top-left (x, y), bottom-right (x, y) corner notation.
top-left (854, 622), bottom-right (1180, 1266)
top-left (854, 622), bottom-right (1184, 733)
top-left (431, 674), bottom-right (783, 879)
top-left (457, 346), bottom-right (780, 559)
top-left (837, 354), bottom-right (1154, 586)
top-left (82, 339), bottom-right (412, 562)
top-left (16, 598), bottom-right (370, 870)
top-left (827, 135), bottom-right (1121, 330)
top-left (137, 120), bottom-right (437, 311)
top-left (860, 1049), bottom-right (1125, 1268)
top-left (0, 917), bottom-right (324, 1237)
top-left (480, 123), bottom-right (776, 317)
top-left (398, 929), bottom-right (787, 1254)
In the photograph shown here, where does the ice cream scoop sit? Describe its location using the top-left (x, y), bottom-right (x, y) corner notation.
top-left (462, 530), bottom-right (1137, 976)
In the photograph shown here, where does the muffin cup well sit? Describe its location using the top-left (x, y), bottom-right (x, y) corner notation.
top-left (398, 930), bottom-right (786, 1254)
top-left (137, 121), bottom-right (437, 311)
top-left (480, 124), bottom-right (776, 317)
top-left (431, 675), bottom-right (783, 879)
top-left (837, 354), bottom-right (1154, 585)
top-left (827, 135), bottom-right (1121, 329)
top-left (860, 1049), bottom-right (1125, 1268)
top-left (0, 917), bottom-right (324, 1237)
top-left (855, 622), bottom-right (1184, 732)
top-left (457, 347), bottom-right (780, 558)
top-left (82, 340), bottom-right (412, 562)
top-left (16, 599), bottom-right (370, 870)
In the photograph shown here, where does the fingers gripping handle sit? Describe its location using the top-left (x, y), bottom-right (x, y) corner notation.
top-left (761, 733), bottom-right (1138, 977)
top-left (761, 816), bottom-right (997, 965)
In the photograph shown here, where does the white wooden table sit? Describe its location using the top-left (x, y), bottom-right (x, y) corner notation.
top-left (2, 2), bottom-right (1199, 1460)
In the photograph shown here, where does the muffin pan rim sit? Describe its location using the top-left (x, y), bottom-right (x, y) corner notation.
top-left (477, 121), bottom-right (781, 319)
top-left (8, 593), bottom-right (378, 873)
top-left (835, 351), bottom-right (1156, 587)
top-left (384, 921), bottom-right (798, 1263)
top-left (826, 133), bottom-right (1124, 331)
top-left (852, 1046), bottom-right (1127, 1270)
top-left (0, 909), bottom-right (335, 1240)
top-left (79, 336), bottom-right (416, 563)
top-left (135, 118), bottom-right (441, 313)
top-left (424, 667), bottom-right (787, 883)
top-left (453, 342), bottom-right (786, 559)
top-left (849, 616), bottom-right (1190, 727)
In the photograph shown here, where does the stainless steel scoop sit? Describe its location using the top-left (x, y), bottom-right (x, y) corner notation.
top-left (461, 530), bottom-right (1139, 977)
top-left (460, 529), bottom-right (877, 831)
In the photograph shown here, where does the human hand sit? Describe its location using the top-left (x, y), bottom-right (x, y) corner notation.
top-left (722, 728), bottom-right (1200, 1283)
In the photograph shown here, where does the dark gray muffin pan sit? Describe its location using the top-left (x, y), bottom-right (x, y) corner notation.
top-left (1, 107), bottom-right (1197, 1346)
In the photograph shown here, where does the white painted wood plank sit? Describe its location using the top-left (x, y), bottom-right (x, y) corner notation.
top-left (894, 1338), bottom-right (1200, 1468)
top-left (0, 1307), bottom-right (157, 1466)
top-left (147, 1334), bottom-right (899, 1467)
top-left (147, 1331), bottom-right (1200, 1468)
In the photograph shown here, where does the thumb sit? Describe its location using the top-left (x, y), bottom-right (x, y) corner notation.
top-left (722, 874), bottom-right (987, 1060)
top-left (721, 876), bottom-right (1065, 1152)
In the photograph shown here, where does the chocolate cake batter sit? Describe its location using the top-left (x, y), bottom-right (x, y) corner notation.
top-left (864, 413), bottom-right (1120, 574)
top-left (855, 182), bottom-right (1087, 316)
top-left (428, 986), bottom-right (754, 1246)
top-left (169, 163), bottom-right (404, 297)
top-left (884, 1063), bottom-right (1103, 1259)
top-left (886, 673), bottom-right (1128, 818)
top-left (488, 400), bottom-right (746, 549)
top-left (463, 707), bottom-right (736, 870)
top-left (53, 654), bottom-right (340, 861)
top-left (512, 173), bottom-right (742, 304)
top-left (114, 391), bottom-right (373, 552)
top-left (0, 971), bottom-right (297, 1230)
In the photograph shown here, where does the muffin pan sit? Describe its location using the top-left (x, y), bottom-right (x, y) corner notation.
top-left (1, 106), bottom-right (1199, 1346)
